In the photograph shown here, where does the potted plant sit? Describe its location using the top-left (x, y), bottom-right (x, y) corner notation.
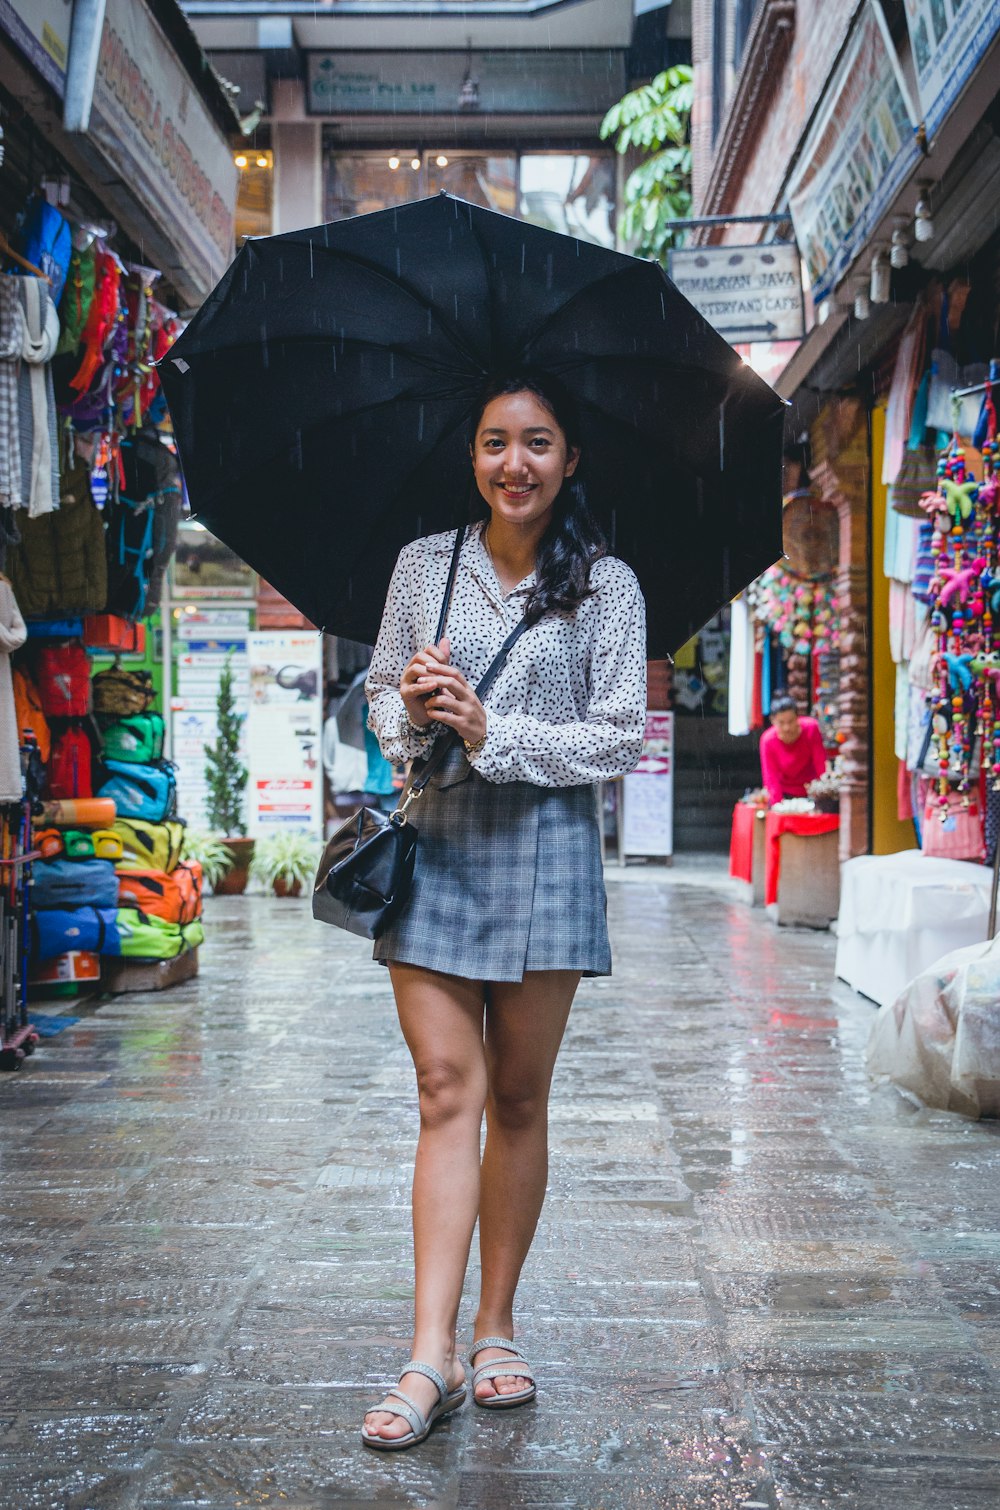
top-left (179, 831), bottom-right (235, 892)
top-left (247, 830), bottom-right (321, 898)
top-left (203, 652), bottom-right (252, 894)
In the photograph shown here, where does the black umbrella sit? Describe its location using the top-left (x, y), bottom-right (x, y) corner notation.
top-left (160, 193), bottom-right (784, 658)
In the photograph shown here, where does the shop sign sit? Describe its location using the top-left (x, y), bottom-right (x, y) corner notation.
top-left (668, 243), bottom-right (804, 344)
top-left (0, 0), bottom-right (71, 97)
top-left (306, 50), bottom-right (627, 116)
top-left (173, 609), bottom-right (250, 828)
top-left (246, 632), bottom-right (323, 834)
top-left (787, 0), bottom-right (920, 304)
top-left (87, 0), bottom-right (236, 297)
top-left (903, 0), bottom-right (1000, 141)
top-left (622, 711), bottom-right (674, 859)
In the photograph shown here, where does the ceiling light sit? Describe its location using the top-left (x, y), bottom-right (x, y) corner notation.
top-left (854, 287), bottom-right (871, 320)
top-left (410, 157), bottom-right (421, 170)
top-left (890, 227), bottom-right (909, 268)
top-left (388, 155), bottom-right (400, 170)
top-left (436, 155), bottom-right (449, 168)
top-left (234, 154), bottom-right (248, 169)
top-left (255, 155), bottom-right (268, 169)
top-left (870, 251), bottom-right (891, 304)
top-left (914, 195), bottom-right (934, 242)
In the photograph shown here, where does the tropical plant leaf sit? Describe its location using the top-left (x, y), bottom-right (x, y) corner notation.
top-left (600, 63), bottom-right (693, 263)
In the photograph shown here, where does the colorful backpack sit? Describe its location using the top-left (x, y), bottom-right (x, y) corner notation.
top-left (101, 712), bottom-right (164, 764)
top-left (20, 198), bottom-right (72, 305)
top-left (35, 641), bottom-right (90, 717)
top-left (32, 905), bottom-right (120, 960)
top-left (91, 664), bottom-right (154, 718)
top-left (32, 856), bottom-right (119, 910)
top-left (116, 861), bottom-right (202, 925)
top-left (115, 907), bottom-right (204, 960)
top-left (112, 817), bottom-right (186, 873)
top-left (12, 667), bottom-right (51, 761)
top-left (98, 760), bottom-right (176, 822)
top-left (46, 724), bottom-right (93, 800)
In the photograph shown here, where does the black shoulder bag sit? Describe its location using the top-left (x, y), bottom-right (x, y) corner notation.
top-left (312, 527), bottom-right (527, 939)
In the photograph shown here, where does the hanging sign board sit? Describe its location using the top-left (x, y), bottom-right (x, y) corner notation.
top-left (0, 0), bottom-right (71, 95)
top-left (246, 632), bottom-right (323, 835)
top-left (307, 50), bottom-right (627, 116)
top-left (622, 712), bottom-right (674, 859)
top-left (668, 244), bottom-right (804, 344)
top-left (903, 0), bottom-right (1000, 142)
top-left (787, 0), bottom-right (920, 304)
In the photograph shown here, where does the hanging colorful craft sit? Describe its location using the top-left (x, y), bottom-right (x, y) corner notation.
top-left (749, 566), bottom-right (840, 656)
top-left (922, 390), bottom-right (1000, 815)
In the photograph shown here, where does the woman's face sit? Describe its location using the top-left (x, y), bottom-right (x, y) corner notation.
top-left (471, 389), bottom-right (579, 533)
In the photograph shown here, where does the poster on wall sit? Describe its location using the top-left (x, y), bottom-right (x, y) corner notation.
top-left (622, 712), bottom-right (674, 859)
top-left (246, 632), bottom-right (323, 834)
top-left (787, 0), bottom-right (920, 304)
top-left (903, 0), bottom-right (1000, 141)
top-left (171, 608), bottom-right (251, 828)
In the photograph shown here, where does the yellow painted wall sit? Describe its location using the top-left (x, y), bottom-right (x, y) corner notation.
top-left (870, 404), bottom-right (916, 854)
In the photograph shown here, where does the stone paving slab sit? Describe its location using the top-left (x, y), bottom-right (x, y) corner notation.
top-left (1, 864), bottom-right (999, 1508)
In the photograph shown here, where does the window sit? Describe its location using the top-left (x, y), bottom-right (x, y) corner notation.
top-left (734, 0), bottom-right (762, 65)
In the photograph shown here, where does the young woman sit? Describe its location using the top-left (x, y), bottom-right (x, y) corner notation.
top-left (360, 370), bottom-right (647, 1450)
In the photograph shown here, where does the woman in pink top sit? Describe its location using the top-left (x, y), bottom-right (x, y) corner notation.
top-left (759, 693), bottom-right (827, 802)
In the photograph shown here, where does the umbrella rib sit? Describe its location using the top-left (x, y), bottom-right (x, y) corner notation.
top-left (516, 264), bottom-right (658, 364)
top-left (175, 328), bottom-right (476, 392)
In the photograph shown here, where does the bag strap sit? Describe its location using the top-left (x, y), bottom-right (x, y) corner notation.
top-left (434, 526), bottom-right (466, 644)
top-left (404, 617), bottom-right (529, 801)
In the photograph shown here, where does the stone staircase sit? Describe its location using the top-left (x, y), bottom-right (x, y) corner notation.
top-left (672, 716), bottom-right (761, 854)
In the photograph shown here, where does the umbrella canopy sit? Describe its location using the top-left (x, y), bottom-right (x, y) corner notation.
top-left (160, 193), bottom-right (785, 658)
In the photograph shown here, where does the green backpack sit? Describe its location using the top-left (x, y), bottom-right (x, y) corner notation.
top-left (116, 907), bottom-right (204, 960)
top-left (102, 713), bottom-right (165, 764)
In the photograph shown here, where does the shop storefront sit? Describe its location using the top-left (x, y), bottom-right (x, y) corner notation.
top-left (0, 0), bottom-right (239, 1063)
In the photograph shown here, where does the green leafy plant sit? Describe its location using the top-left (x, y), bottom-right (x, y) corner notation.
top-left (179, 831), bottom-right (235, 889)
top-left (203, 652), bottom-right (248, 837)
top-left (247, 830), bottom-right (321, 895)
top-left (600, 65), bottom-right (693, 262)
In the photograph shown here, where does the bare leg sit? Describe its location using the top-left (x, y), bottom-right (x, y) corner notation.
top-left (473, 969), bottom-right (579, 1400)
top-left (364, 963), bottom-right (487, 1441)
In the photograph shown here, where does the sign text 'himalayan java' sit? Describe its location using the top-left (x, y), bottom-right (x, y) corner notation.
top-left (668, 244), bottom-right (804, 344)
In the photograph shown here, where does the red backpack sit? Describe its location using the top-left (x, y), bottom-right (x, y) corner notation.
top-left (46, 724), bottom-right (93, 799)
top-left (35, 642), bottom-right (91, 717)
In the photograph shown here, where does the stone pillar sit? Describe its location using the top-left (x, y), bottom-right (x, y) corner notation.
top-left (271, 78), bottom-right (322, 235)
top-left (809, 397), bottom-right (870, 861)
top-left (786, 653), bottom-right (810, 714)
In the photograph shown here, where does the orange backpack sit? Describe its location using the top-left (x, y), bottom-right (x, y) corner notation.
top-left (116, 861), bottom-right (203, 925)
top-left (12, 667), bottom-right (51, 762)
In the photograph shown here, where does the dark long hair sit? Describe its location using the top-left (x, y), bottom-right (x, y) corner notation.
top-left (469, 369), bottom-right (606, 627)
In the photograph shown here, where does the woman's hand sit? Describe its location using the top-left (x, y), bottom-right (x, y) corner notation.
top-left (399, 638), bottom-right (452, 728)
top-left (420, 663), bottom-right (487, 746)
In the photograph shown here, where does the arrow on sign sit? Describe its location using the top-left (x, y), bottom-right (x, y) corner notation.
top-left (715, 321), bottom-right (780, 338)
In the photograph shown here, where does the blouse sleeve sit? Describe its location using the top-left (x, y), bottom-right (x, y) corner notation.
top-left (365, 543), bottom-right (444, 764)
top-left (759, 731), bottom-right (780, 804)
top-left (469, 569), bottom-right (647, 787)
top-left (0, 580), bottom-right (26, 655)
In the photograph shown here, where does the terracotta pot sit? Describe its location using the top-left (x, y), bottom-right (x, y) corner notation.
top-left (272, 876), bottom-right (303, 898)
top-left (213, 836), bottom-right (255, 895)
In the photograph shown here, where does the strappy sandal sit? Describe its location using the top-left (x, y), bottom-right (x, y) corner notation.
top-left (360, 1359), bottom-right (466, 1451)
top-left (469, 1336), bottom-right (537, 1409)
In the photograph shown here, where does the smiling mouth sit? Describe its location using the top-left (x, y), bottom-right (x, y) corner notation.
top-left (498, 483), bottom-right (536, 497)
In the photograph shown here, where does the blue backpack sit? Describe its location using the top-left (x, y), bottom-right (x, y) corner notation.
top-left (98, 760), bottom-right (177, 822)
top-left (32, 906), bottom-right (121, 960)
top-left (32, 857), bottom-right (119, 911)
top-left (21, 198), bottom-right (72, 305)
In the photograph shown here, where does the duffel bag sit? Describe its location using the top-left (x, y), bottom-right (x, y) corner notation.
top-left (98, 760), bottom-right (176, 822)
top-left (91, 664), bottom-right (154, 718)
top-left (32, 856), bottom-right (119, 910)
top-left (35, 641), bottom-right (90, 717)
top-left (101, 712), bottom-right (165, 764)
top-left (116, 907), bottom-right (204, 959)
top-left (117, 860), bottom-right (202, 925)
top-left (31, 905), bottom-right (120, 960)
top-left (113, 817), bottom-right (185, 872)
top-left (46, 723), bottom-right (93, 800)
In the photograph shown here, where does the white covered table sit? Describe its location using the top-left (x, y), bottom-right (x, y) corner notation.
top-left (835, 850), bottom-right (994, 1007)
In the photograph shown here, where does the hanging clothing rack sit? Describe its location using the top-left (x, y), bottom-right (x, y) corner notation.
top-left (952, 375), bottom-right (998, 399)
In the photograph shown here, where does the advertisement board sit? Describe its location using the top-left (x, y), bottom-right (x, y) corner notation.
top-left (0, 0), bottom-right (71, 95)
top-left (668, 243), bottom-right (804, 344)
top-left (622, 711), bottom-right (674, 859)
top-left (171, 609), bottom-right (251, 829)
top-left (246, 632), bottom-right (323, 834)
top-left (787, 0), bottom-right (920, 304)
top-left (903, 0), bottom-right (1000, 140)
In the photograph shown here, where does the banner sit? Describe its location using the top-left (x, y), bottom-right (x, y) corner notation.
top-left (787, 1), bottom-right (920, 304)
top-left (246, 632), bottom-right (323, 834)
top-left (0, 0), bottom-right (70, 96)
top-left (903, 0), bottom-right (1000, 140)
top-left (171, 609), bottom-right (251, 829)
top-left (622, 712), bottom-right (674, 859)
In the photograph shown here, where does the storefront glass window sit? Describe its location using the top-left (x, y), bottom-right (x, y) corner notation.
top-left (234, 150), bottom-right (273, 243)
top-left (518, 154), bottom-right (616, 248)
top-left (326, 155), bottom-right (425, 220)
top-left (425, 154), bottom-right (517, 216)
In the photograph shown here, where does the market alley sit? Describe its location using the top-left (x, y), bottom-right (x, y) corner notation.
top-left (1, 862), bottom-right (999, 1510)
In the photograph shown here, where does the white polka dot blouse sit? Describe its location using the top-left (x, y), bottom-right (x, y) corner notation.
top-left (366, 522), bottom-right (648, 787)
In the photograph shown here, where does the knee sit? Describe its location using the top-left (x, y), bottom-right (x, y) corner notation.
top-left (487, 1080), bottom-right (548, 1133)
top-left (415, 1060), bottom-right (484, 1130)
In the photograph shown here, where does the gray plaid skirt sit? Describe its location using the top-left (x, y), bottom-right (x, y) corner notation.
top-left (373, 746), bottom-right (610, 982)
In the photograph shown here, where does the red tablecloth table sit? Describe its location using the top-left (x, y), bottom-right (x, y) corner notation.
top-left (730, 802), bottom-right (761, 884)
top-left (764, 810), bottom-right (840, 906)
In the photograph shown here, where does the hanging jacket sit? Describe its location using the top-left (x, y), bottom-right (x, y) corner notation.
top-left (6, 459), bottom-right (108, 617)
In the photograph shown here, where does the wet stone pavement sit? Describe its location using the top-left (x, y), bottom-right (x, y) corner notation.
top-left (1, 858), bottom-right (1000, 1510)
